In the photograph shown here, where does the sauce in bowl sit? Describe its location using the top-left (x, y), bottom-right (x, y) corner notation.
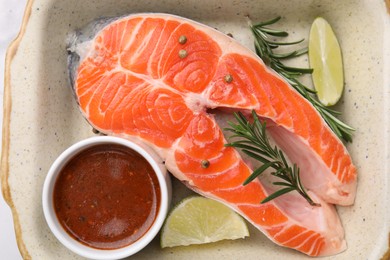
top-left (53, 143), bottom-right (161, 250)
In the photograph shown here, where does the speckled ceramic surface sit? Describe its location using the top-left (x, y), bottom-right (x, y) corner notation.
top-left (2, 0), bottom-right (390, 259)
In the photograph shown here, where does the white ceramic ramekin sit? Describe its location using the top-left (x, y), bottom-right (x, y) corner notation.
top-left (42, 136), bottom-right (171, 259)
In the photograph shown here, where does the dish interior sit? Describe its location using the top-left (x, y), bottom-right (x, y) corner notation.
top-left (4, 0), bottom-right (390, 259)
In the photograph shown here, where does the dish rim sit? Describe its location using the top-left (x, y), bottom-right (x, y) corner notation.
top-left (1, 0), bottom-right (34, 258)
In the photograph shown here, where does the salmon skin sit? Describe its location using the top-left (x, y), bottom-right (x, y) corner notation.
top-left (68, 13), bottom-right (356, 256)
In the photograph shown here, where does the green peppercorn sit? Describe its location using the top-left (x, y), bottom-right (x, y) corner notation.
top-left (201, 159), bottom-right (210, 169)
top-left (179, 49), bottom-right (188, 59)
top-left (224, 74), bottom-right (233, 83)
top-left (179, 35), bottom-right (187, 44)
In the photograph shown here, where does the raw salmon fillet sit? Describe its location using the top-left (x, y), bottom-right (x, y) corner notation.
top-left (68, 13), bottom-right (357, 256)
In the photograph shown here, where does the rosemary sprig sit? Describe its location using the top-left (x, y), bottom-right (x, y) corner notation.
top-left (249, 16), bottom-right (354, 142)
top-left (225, 110), bottom-right (320, 206)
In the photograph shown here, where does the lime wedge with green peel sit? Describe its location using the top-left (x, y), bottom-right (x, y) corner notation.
top-left (160, 196), bottom-right (249, 248)
top-left (309, 17), bottom-right (344, 106)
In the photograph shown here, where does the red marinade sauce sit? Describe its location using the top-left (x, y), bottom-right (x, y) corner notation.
top-left (53, 144), bottom-right (161, 250)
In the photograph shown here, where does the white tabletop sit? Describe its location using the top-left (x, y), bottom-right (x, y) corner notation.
top-left (1, 0), bottom-right (27, 258)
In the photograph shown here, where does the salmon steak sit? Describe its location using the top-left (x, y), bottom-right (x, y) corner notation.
top-left (68, 13), bottom-right (357, 256)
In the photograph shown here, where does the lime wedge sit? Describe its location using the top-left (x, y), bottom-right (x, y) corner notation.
top-left (309, 17), bottom-right (344, 106)
top-left (160, 196), bottom-right (249, 248)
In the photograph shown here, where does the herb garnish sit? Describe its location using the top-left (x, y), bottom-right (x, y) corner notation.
top-left (225, 110), bottom-right (320, 206)
top-left (249, 16), bottom-right (354, 142)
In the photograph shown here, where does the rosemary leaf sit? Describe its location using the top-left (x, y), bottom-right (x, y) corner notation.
top-left (253, 16), bottom-right (282, 27)
top-left (243, 161), bottom-right (277, 185)
top-left (269, 48), bottom-right (307, 59)
top-left (272, 182), bottom-right (294, 187)
top-left (259, 27), bottom-right (288, 37)
top-left (291, 47), bottom-right (309, 56)
top-left (225, 143), bottom-right (272, 161)
top-left (274, 63), bottom-right (313, 74)
top-left (261, 187), bottom-right (295, 204)
top-left (241, 149), bottom-right (272, 165)
top-left (265, 38), bottom-right (305, 46)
